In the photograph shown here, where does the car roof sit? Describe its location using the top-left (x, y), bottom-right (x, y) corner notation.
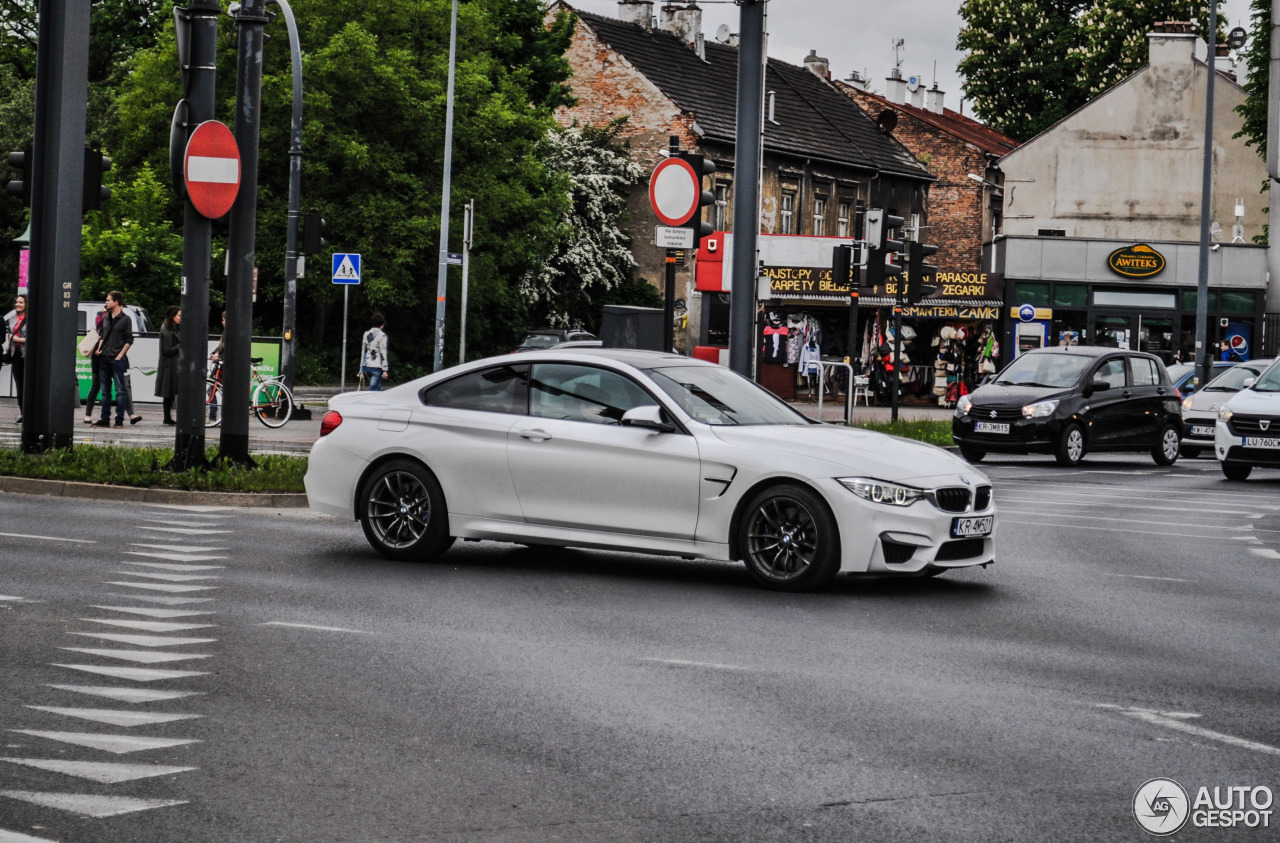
top-left (509, 347), bottom-right (705, 369)
top-left (1024, 345), bottom-right (1128, 358)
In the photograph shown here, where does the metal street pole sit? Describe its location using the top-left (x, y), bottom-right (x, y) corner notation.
top-left (433, 0), bottom-right (459, 372)
top-left (1266, 0), bottom-right (1280, 315)
top-left (728, 0), bottom-right (766, 377)
top-left (340, 285), bottom-right (349, 391)
top-left (221, 0), bottom-right (269, 466)
top-left (272, 0), bottom-right (303, 391)
top-left (21, 0), bottom-right (91, 453)
top-left (173, 0), bottom-right (221, 471)
top-left (460, 198), bottom-right (474, 363)
top-left (1194, 0), bottom-right (1218, 390)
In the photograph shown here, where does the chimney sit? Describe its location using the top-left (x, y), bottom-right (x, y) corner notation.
top-left (845, 69), bottom-right (870, 92)
top-left (1147, 20), bottom-right (1205, 71)
top-left (659, 4), bottom-right (702, 48)
top-left (617, 0), bottom-right (654, 30)
top-left (884, 67), bottom-right (907, 105)
top-left (804, 49), bottom-right (830, 80)
top-left (1214, 43), bottom-right (1237, 82)
top-left (926, 83), bottom-right (945, 114)
top-left (910, 82), bottom-right (925, 109)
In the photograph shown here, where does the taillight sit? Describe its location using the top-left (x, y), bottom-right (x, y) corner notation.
top-left (320, 410), bottom-right (343, 436)
top-left (1175, 389), bottom-right (1183, 400)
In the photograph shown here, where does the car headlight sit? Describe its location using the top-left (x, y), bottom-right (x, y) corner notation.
top-left (1181, 396), bottom-right (1194, 412)
top-left (838, 477), bottom-right (925, 507)
top-left (1021, 399), bottom-right (1059, 419)
top-left (955, 395), bottom-right (972, 418)
top-left (1218, 406), bottom-right (1233, 421)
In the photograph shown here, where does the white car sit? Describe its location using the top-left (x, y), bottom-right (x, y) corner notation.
top-left (1181, 359), bottom-right (1272, 457)
top-left (305, 350), bottom-right (996, 591)
top-left (1215, 358), bottom-right (1280, 481)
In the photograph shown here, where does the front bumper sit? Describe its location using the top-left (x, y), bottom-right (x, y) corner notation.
top-left (1180, 411), bottom-right (1217, 450)
top-left (1214, 419), bottom-right (1280, 467)
top-left (952, 414), bottom-right (1061, 454)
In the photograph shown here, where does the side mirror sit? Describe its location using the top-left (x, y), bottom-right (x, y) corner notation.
top-left (1085, 379), bottom-right (1112, 397)
top-left (621, 405), bottom-right (675, 433)
top-left (1243, 377), bottom-right (1256, 389)
top-left (980, 374), bottom-right (996, 386)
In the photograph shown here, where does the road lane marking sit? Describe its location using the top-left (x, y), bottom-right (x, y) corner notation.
top-left (103, 581), bottom-right (219, 593)
top-left (46, 685), bottom-right (203, 703)
top-left (0, 532), bottom-right (95, 544)
top-left (10, 731), bottom-right (201, 754)
top-left (138, 527), bottom-right (233, 535)
top-left (52, 665), bottom-right (209, 682)
top-left (103, 594), bottom-right (215, 605)
top-left (143, 504), bottom-right (233, 513)
top-left (1107, 574), bottom-right (1194, 583)
top-left (69, 632), bottom-right (218, 648)
top-left (1248, 548), bottom-right (1280, 559)
top-left (1096, 704), bottom-right (1280, 756)
top-left (260, 622), bottom-right (369, 634)
top-left (90, 606), bottom-right (215, 619)
top-left (996, 509), bottom-right (1248, 530)
top-left (997, 498), bottom-right (1251, 515)
top-left (996, 479), bottom-right (1280, 504)
top-left (130, 543), bottom-right (227, 552)
top-left (0, 790), bottom-right (187, 818)
top-left (0, 596), bottom-right (22, 601)
top-left (60, 648), bottom-right (212, 664)
top-left (122, 561), bottom-right (225, 571)
top-left (0, 827), bottom-right (60, 842)
top-left (0, 758), bottom-right (196, 783)
top-left (26, 707), bottom-right (202, 728)
top-left (83, 618), bottom-right (216, 632)
top-left (1001, 520), bottom-right (1241, 540)
top-left (110, 571), bottom-right (219, 582)
top-left (125, 553), bottom-right (227, 563)
top-left (639, 657), bottom-right (748, 672)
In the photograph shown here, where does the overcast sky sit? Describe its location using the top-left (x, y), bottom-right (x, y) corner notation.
top-left (568, 0), bottom-right (1257, 119)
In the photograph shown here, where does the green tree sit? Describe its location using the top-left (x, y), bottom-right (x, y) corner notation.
top-left (1236, 0), bottom-right (1269, 162)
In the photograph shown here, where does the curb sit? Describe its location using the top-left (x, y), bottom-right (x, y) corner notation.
top-left (0, 475), bottom-right (308, 508)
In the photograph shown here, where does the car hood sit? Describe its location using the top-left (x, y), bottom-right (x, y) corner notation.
top-left (708, 424), bottom-right (982, 485)
top-left (1184, 387), bottom-right (1238, 415)
top-left (967, 383), bottom-right (1073, 406)
top-left (1225, 388), bottom-right (1280, 415)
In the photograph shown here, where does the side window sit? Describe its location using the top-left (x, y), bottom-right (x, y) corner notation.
top-left (530, 363), bottom-right (653, 425)
top-left (1095, 357), bottom-right (1127, 389)
top-left (422, 365), bottom-right (529, 414)
top-left (1131, 357), bottom-right (1158, 386)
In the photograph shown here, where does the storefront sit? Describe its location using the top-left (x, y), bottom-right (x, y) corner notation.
top-left (989, 236), bottom-right (1268, 367)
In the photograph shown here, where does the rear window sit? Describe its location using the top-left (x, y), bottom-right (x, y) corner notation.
top-left (519, 334), bottom-right (561, 349)
top-left (422, 365), bottom-right (529, 414)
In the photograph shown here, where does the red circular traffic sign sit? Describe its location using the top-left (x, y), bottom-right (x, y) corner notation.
top-left (649, 157), bottom-right (700, 226)
top-left (184, 120), bottom-right (241, 219)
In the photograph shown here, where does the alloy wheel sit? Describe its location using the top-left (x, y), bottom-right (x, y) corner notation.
top-left (366, 470), bottom-right (432, 549)
top-left (1066, 428), bottom-right (1083, 462)
top-left (745, 496), bottom-right (819, 583)
top-left (1162, 428), bottom-right (1179, 460)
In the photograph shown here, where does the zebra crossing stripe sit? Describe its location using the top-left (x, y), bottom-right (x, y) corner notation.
top-left (103, 581), bottom-right (218, 593)
top-left (0, 827), bottom-right (60, 842)
top-left (69, 632), bottom-right (217, 648)
top-left (111, 572), bottom-right (220, 582)
top-left (0, 790), bottom-right (187, 817)
top-left (82, 618), bottom-right (217, 632)
top-left (102, 594), bottom-right (215, 605)
top-left (1, 758), bottom-right (196, 783)
top-left (45, 685), bottom-right (204, 703)
top-left (10, 731), bottom-right (200, 754)
top-left (60, 648), bottom-right (212, 664)
top-left (90, 605), bottom-right (217, 619)
top-left (26, 707), bottom-right (202, 728)
top-left (123, 560), bottom-right (226, 570)
top-left (52, 664), bottom-right (210, 682)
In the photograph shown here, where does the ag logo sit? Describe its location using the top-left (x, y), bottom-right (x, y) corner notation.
top-left (1108, 244), bottom-right (1166, 278)
top-left (1133, 778), bottom-right (1189, 835)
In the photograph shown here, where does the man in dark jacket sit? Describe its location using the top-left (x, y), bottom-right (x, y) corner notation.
top-left (93, 291), bottom-right (133, 428)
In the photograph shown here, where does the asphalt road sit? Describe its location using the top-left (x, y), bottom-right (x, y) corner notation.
top-left (1, 455), bottom-right (1278, 842)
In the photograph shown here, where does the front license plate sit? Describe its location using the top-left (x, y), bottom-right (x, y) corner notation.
top-left (1190, 425), bottom-right (1214, 437)
top-left (1243, 436), bottom-right (1280, 449)
top-left (951, 515), bottom-right (993, 538)
top-left (974, 422), bottom-right (1010, 434)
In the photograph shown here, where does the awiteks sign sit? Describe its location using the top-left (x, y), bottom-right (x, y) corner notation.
top-left (1107, 243), bottom-right (1166, 278)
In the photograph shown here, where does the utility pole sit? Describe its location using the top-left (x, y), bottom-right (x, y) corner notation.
top-left (1266, 0), bottom-right (1280, 316)
top-left (21, 1), bottom-right (91, 453)
top-left (221, 0), bottom-right (269, 466)
top-left (433, 0), bottom-right (460, 372)
top-left (273, 0), bottom-right (303, 391)
top-left (1194, 0), bottom-right (1218, 390)
top-left (728, 0), bottom-right (766, 377)
top-left (172, 0), bottom-right (221, 471)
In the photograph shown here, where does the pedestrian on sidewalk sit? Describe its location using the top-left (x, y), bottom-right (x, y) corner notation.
top-left (360, 313), bottom-right (388, 391)
top-left (93, 291), bottom-right (138, 428)
top-left (156, 306), bottom-right (181, 425)
top-left (83, 303), bottom-right (108, 423)
top-left (208, 311), bottom-right (226, 422)
top-left (6, 293), bottom-right (27, 423)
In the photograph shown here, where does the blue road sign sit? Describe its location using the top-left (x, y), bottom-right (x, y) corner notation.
top-left (332, 253), bottom-right (362, 285)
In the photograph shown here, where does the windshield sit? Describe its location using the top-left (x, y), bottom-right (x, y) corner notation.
top-left (1252, 361), bottom-right (1280, 392)
top-left (648, 366), bottom-right (810, 425)
top-left (993, 353), bottom-right (1092, 389)
top-left (519, 333), bottom-right (561, 349)
top-left (1205, 362), bottom-right (1270, 392)
top-left (1166, 363), bottom-right (1193, 383)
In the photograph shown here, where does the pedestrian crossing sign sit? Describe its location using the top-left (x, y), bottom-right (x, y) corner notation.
top-left (332, 253), bottom-right (362, 285)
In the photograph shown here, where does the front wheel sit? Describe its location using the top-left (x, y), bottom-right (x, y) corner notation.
top-left (253, 380), bottom-right (294, 428)
top-left (204, 379), bottom-right (222, 428)
top-left (359, 459), bottom-right (455, 561)
top-left (1222, 462), bottom-right (1253, 481)
top-left (1054, 422), bottom-right (1086, 466)
top-left (738, 484), bottom-right (840, 592)
top-left (958, 445), bottom-right (986, 463)
top-left (1152, 424), bottom-right (1180, 466)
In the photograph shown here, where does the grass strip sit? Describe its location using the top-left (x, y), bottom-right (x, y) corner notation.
top-left (0, 445), bottom-right (306, 493)
top-left (852, 419), bottom-right (954, 447)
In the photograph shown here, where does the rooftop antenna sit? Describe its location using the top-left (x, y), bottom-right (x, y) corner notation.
top-left (892, 38), bottom-right (905, 75)
top-left (932, 60), bottom-right (937, 87)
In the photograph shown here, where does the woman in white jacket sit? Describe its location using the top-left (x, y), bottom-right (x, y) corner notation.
top-left (360, 313), bottom-right (388, 391)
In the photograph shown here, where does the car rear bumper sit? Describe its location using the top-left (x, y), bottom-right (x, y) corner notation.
top-left (305, 436), bottom-right (369, 520)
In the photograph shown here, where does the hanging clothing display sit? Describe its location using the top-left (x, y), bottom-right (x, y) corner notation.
top-left (762, 316), bottom-right (790, 365)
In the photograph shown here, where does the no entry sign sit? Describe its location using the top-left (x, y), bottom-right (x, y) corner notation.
top-left (184, 120), bottom-right (241, 219)
top-left (649, 157), bottom-right (700, 226)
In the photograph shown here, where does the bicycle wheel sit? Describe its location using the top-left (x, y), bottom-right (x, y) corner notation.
top-left (204, 378), bottom-right (223, 428)
top-left (252, 379), bottom-right (294, 428)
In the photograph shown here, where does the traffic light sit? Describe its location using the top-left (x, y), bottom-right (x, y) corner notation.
top-left (677, 152), bottom-right (716, 243)
top-left (832, 244), bottom-right (852, 290)
top-left (907, 240), bottom-right (939, 304)
top-left (303, 208), bottom-right (327, 255)
top-left (880, 211), bottom-right (905, 282)
top-left (5, 150), bottom-right (29, 206)
top-left (83, 147), bottom-right (111, 212)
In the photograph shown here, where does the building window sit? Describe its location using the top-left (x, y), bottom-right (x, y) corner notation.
top-left (780, 192), bottom-right (795, 234)
top-left (714, 183), bottom-right (729, 232)
top-left (837, 202), bottom-right (850, 237)
top-left (813, 198), bottom-right (826, 237)
top-left (906, 213), bottom-right (921, 242)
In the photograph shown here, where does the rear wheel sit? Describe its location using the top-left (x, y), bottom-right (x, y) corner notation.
top-left (958, 445), bottom-right (986, 463)
top-left (204, 379), bottom-right (222, 428)
top-left (1054, 422), bottom-right (1085, 466)
top-left (738, 484), bottom-right (840, 592)
top-left (252, 380), bottom-right (294, 428)
top-left (1222, 462), bottom-right (1253, 481)
top-left (1152, 424), bottom-right (1180, 466)
top-left (359, 459), bottom-right (455, 561)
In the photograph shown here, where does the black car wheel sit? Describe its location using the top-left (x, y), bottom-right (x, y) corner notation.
top-left (1179, 445), bottom-right (1202, 459)
top-left (959, 445), bottom-right (986, 463)
top-left (1152, 424), bottom-right (1180, 466)
top-left (1222, 462), bottom-right (1253, 481)
top-left (1055, 422), bottom-right (1086, 466)
top-left (739, 484), bottom-right (840, 592)
top-left (359, 459), bottom-right (455, 561)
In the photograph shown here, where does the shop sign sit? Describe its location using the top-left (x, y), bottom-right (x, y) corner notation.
top-left (899, 304), bottom-right (1001, 320)
top-left (765, 265), bottom-right (851, 296)
top-left (930, 271), bottom-right (1000, 299)
top-left (1107, 243), bottom-right (1166, 278)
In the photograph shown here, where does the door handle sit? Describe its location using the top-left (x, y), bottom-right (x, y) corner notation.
top-left (1122, 390), bottom-right (1133, 399)
top-left (519, 428), bottom-right (552, 441)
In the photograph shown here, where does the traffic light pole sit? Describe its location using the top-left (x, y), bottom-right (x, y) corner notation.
top-left (273, 0), bottom-right (303, 391)
top-left (21, 0), bottom-right (91, 453)
top-left (891, 296), bottom-right (902, 423)
top-left (728, 0), bottom-right (766, 377)
top-left (173, 0), bottom-right (221, 472)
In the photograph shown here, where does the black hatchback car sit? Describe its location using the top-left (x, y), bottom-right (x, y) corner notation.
top-left (952, 346), bottom-right (1182, 466)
